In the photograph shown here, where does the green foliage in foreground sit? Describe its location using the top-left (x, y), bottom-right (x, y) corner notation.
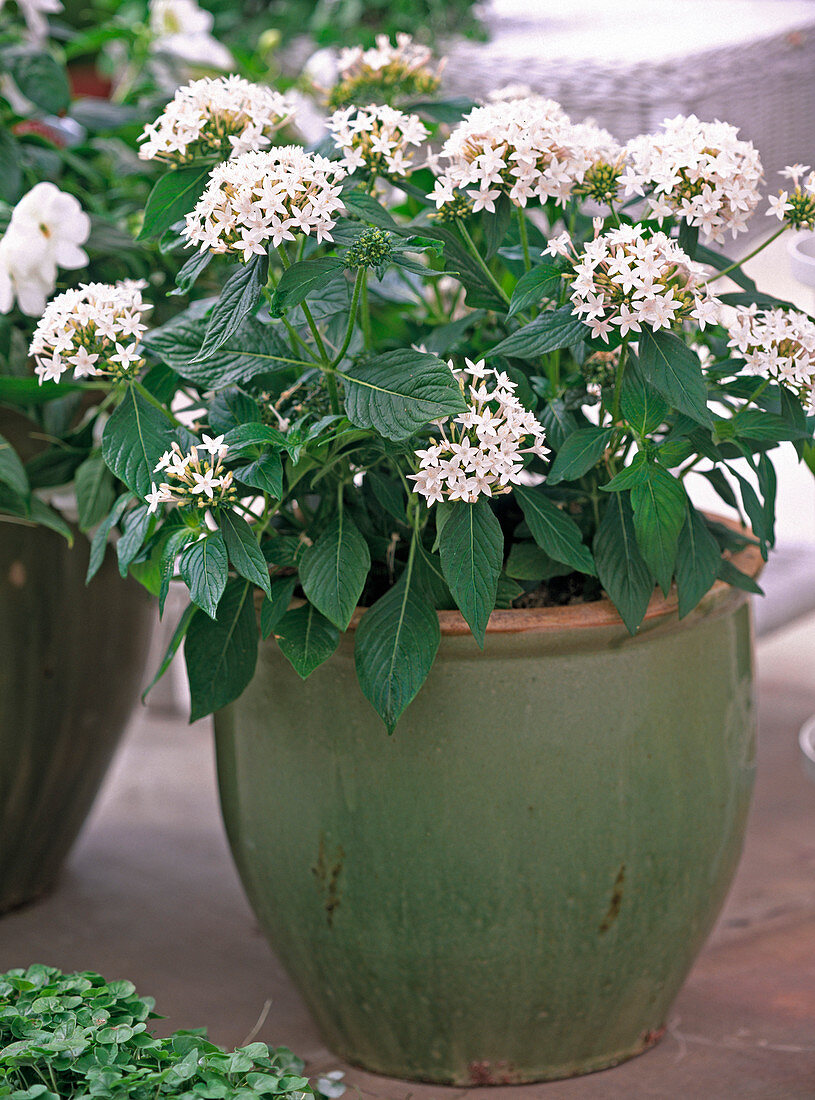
top-left (0, 965), bottom-right (332, 1100)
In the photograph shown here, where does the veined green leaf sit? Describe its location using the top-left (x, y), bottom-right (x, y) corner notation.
top-left (275, 602), bottom-right (339, 678)
top-left (193, 255), bottom-right (267, 364)
top-left (514, 485), bottom-right (595, 575)
top-left (438, 497), bottom-right (503, 647)
top-left (547, 426), bottom-right (613, 484)
top-left (260, 575), bottom-right (297, 639)
top-left (219, 509), bottom-right (272, 599)
top-left (675, 504), bottom-right (722, 618)
top-left (629, 462), bottom-right (687, 594)
top-left (300, 511), bottom-right (371, 631)
top-left (138, 166), bottom-right (210, 241)
top-left (270, 257), bottom-right (345, 315)
top-left (487, 306), bottom-right (585, 359)
top-left (593, 493), bottom-right (655, 634)
top-left (637, 327), bottom-right (712, 427)
top-left (178, 532), bottom-right (228, 619)
top-left (101, 387), bottom-right (174, 499)
top-left (185, 579), bottom-right (258, 721)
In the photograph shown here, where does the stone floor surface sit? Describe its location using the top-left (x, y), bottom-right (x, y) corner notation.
top-left (1, 613), bottom-right (815, 1098)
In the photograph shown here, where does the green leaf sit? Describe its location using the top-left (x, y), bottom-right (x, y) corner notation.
top-left (505, 541), bottom-right (572, 581)
top-left (3, 47), bottom-right (70, 113)
top-left (171, 249), bottom-right (212, 296)
top-left (481, 193), bottom-right (512, 259)
top-left (0, 129), bottom-right (23, 204)
top-left (270, 257), bottom-right (345, 315)
top-left (637, 327), bottom-right (712, 427)
top-left (144, 306), bottom-right (296, 390)
top-left (138, 166), bottom-right (210, 241)
top-left (86, 493), bottom-right (131, 582)
top-left (718, 556), bottom-right (763, 595)
top-left (507, 263), bottom-right (564, 317)
top-left (354, 557), bottom-right (440, 733)
top-left (729, 409), bottom-right (807, 443)
top-left (275, 602), bottom-right (339, 678)
top-left (221, 423), bottom-right (287, 454)
top-left (158, 528), bottom-right (196, 615)
top-left (600, 451), bottom-right (649, 492)
top-left (675, 505), bottom-right (722, 618)
top-left (185, 579), bottom-right (258, 721)
top-left (116, 504), bottom-right (151, 577)
top-left (340, 349), bottom-right (466, 441)
top-left (438, 497), bottom-right (503, 646)
top-left (620, 365), bottom-right (669, 437)
top-left (193, 256), bottom-right (267, 364)
top-left (178, 532), bottom-right (228, 619)
top-left (299, 511), bottom-right (371, 631)
top-left (0, 376), bottom-right (84, 405)
top-left (487, 306), bottom-right (585, 359)
top-left (232, 451), bottom-right (283, 498)
top-left (260, 575), bottom-right (297, 639)
top-left (74, 453), bottom-right (114, 531)
top-left (0, 432), bottom-right (28, 498)
top-left (101, 386), bottom-right (174, 498)
top-left (24, 498), bottom-right (73, 542)
top-left (547, 426), bottom-right (613, 485)
top-left (514, 485), bottom-right (595, 575)
top-left (593, 492), bottom-right (655, 634)
top-left (142, 602), bottom-right (196, 702)
top-left (630, 463), bottom-right (687, 595)
top-left (342, 189), bottom-right (398, 229)
top-left (219, 509), bottom-right (272, 599)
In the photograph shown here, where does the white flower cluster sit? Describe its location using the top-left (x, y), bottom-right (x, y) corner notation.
top-left (0, 183), bottom-right (90, 317)
top-left (767, 164), bottom-right (815, 230)
top-left (429, 97), bottom-right (593, 213)
top-left (569, 121), bottom-right (625, 204)
top-left (622, 114), bottom-right (763, 243)
top-left (29, 281), bottom-right (150, 384)
top-left (329, 33), bottom-right (443, 107)
top-left (148, 0), bottom-right (233, 71)
top-left (147, 437), bottom-right (236, 512)
top-left (409, 358), bottom-right (549, 505)
top-left (725, 305), bottom-right (815, 412)
top-left (183, 146), bottom-right (346, 257)
top-left (138, 75), bottom-right (294, 164)
top-left (328, 104), bottom-right (428, 177)
top-left (567, 226), bottom-right (720, 341)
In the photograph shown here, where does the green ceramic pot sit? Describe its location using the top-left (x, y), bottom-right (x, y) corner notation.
top-left (215, 539), bottom-right (762, 1085)
top-left (0, 521), bottom-right (154, 914)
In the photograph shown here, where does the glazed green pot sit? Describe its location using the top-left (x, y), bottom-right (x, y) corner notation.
top-left (215, 540), bottom-right (762, 1085)
top-left (0, 521), bottom-right (154, 914)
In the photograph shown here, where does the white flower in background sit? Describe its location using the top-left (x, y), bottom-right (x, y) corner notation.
top-left (429, 97), bottom-right (591, 213)
top-left (0, 0), bottom-right (62, 42)
top-left (327, 33), bottom-right (444, 108)
top-left (725, 306), bottom-right (815, 412)
top-left (409, 359), bottom-right (549, 505)
top-left (148, 440), bottom-right (235, 513)
top-left (183, 146), bottom-right (346, 257)
top-left (0, 182), bottom-right (90, 317)
top-left (567, 226), bottom-right (719, 342)
top-left (766, 165), bottom-right (815, 230)
top-left (328, 104), bottom-right (429, 177)
top-left (621, 115), bottom-right (763, 243)
top-left (148, 0), bottom-right (233, 71)
top-left (29, 281), bottom-right (150, 384)
top-left (138, 75), bottom-right (295, 164)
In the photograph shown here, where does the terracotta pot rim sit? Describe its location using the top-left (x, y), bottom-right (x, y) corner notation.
top-left (345, 512), bottom-right (763, 636)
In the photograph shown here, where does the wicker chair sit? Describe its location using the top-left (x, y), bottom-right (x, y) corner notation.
top-left (444, 0), bottom-right (815, 211)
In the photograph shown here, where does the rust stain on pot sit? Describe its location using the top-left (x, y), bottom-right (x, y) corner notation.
top-left (8, 560), bottom-right (26, 588)
top-left (599, 863), bottom-right (626, 933)
top-left (641, 1025), bottom-right (666, 1050)
top-left (311, 833), bottom-right (344, 928)
top-left (467, 1060), bottom-right (519, 1085)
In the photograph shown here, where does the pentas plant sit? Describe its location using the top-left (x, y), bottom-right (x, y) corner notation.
top-left (31, 53), bottom-right (815, 732)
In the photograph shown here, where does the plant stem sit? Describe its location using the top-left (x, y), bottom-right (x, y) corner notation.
top-left (705, 226), bottom-right (786, 285)
top-left (331, 267), bottom-right (366, 367)
top-left (611, 343), bottom-right (628, 423)
top-left (133, 380), bottom-right (182, 427)
top-left (517, 207), bottom-right (531, 272)
top-left (361, 277), bottom-right (372, 350)
top-left (456, 218), bottom-right (511, 306)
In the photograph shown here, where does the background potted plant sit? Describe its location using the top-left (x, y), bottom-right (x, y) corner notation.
top-left (26, 39), bottom-right (814, 1082)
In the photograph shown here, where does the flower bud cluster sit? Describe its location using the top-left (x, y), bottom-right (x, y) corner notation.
top-left (328, 104), bottom-right (429, 178)
top-left (327, 34), bottom-right (443, 109)
top-left (344, 227), bottom-right (393, 270)
top-left (138, 76), bottom-right (294, 165)
top-left (147, 438), bottom-right (236, 512)
top-left (767, 165), bottom-right (815, 230)
top-left (569, 121), bottom-right (625, 205)
top-left (429, 97), bottom-right (591, 213)
top-left (29, 281), bottom-right (150, 384)
top-left (725, 306), bottom-right (815, 412)
top-left (183, 147), bottom-right (346, 257)
top-left (621, 114), bottom-right (763, 243)
top-left (566, 226), bottom-right (720, 341)
top-left (409, 358), bottom-right (549, 505)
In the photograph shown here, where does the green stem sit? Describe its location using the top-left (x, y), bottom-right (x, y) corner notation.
top-left (361, 277), bottom-right (372, 350)
top-left (705, 226), bottom-right (786, 285)
top-left (277, 242), bottom-right (332, 368)
top-left (331, 267), bottom-right (366, 367)
top-left (456, 218), bottom-right (511, 306)
top-left (132, 380), bottom-right (182, 427)
top-left (611, 343), bottom-right (629, 423)
top-left (517, 207), bottom-right (531, 272)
